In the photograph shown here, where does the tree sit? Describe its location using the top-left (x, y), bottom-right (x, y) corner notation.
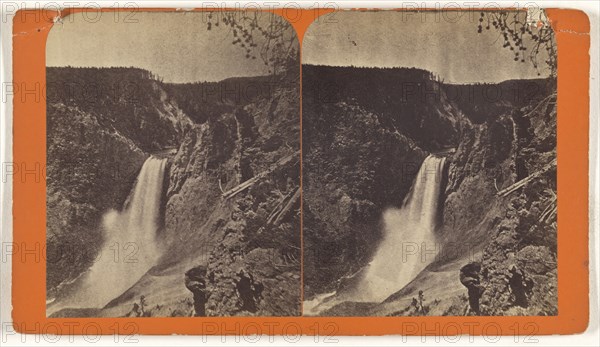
top-left (478, 10), bottom-right (557, 77)
top-left (205, 11), bottom-right (299, 76)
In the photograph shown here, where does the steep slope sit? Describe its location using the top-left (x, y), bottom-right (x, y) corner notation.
top-left (46, 67), bottom-right (189, 296)
top-left (47, 64), bottom-right (301, 317)
top-left (303, 65), bottom-right (462, 151)
top-left (302, 64), bottom-right (556, 316)
top-left (100, 73), bottom-right (301, 317)
top-left (302, 65), bottom-right (460, 298)
top-left (371, 85), bottom-right (557, 317)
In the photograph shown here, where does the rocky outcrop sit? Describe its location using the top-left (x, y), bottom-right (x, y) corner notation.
top-left (440, 82), bottom-right (557, 316)
top-left (302, 101), bottom-right (428, 297)
top-left (302, 65), bottom-right (461, 298)
top-left (101, 74), bottom-right (302, 317)
top-left (46, 67), bottom-right (189, 295)
top-left (189, 81), bottom-right (301, 316)
top-left (435, 113), bottom-right (517, 256)
top-left (302, 64), bottom-right (556, 317)
top-left (374, 80), bottom-right (557, 317)
top-left (46, 103), bottom-right (148, 294)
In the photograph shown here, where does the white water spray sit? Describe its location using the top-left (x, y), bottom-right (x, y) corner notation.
top-left (56, 157), bottom-right (168, 309)
top-left (353, 155), bottom-right (446, 302)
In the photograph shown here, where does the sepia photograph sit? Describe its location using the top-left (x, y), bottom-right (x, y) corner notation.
top-left (45, 11), bottom-right (301, 317)
top-left (1, 0), bottom-right (597, 341)
top-left (302, 10), bottom-right (557, 316)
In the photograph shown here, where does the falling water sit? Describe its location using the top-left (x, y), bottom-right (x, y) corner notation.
top-left (54, 156), bottom-right (168, 310)
top-left (302, 155), bottom-right (447, 315)
top-left (352, 154), bottom-right (447, 302)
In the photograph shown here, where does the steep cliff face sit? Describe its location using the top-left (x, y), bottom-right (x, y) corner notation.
top-left (425, 78), bottom-right (556, 259)
top-left (426, 80), bottom-right (558, 316)
top-left (302, 102), bottom-right (427, 296)
top-left (156, 77), bottom-right (300, 316)
top-left (46, 67), bottom-right (187, 295)
top-left (302, 65), bottom-right (460, 297)
top-left (303, 64), bottom-right (556, 317)
top-left (376, 81), bottom-right (556, 317)
top-left (475, 89), bottom-right (557, 316)
top-left (436, 114), bottom-right (517, 254)
top-left (94, 74), bottom-right (301, 317)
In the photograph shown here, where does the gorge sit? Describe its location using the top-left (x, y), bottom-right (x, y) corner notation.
top-left (46, 62), bottom-right (558, 317)
top-left (47, 66), bottom-right (301, 317)
top-left (302, 64), bottom-right (558, 316)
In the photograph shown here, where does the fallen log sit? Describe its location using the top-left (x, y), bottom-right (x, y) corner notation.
top-left (218, 176), bottom-right (225, 194)
top-left (540, 200), bottom-right (557, 224)
top-left (273, 188), bottom-right (301, 226)
top-left (222, 174), bottom-right (263, 199)
top-left (266, 188), bottom-right (298, 225)
top-left (497, 158), bottom-right (557, 197)
top-left (222, 151), bottom-right (299, 200)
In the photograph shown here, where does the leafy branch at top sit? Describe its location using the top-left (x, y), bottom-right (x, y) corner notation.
top-left (477, 11), bottom-right (557, 77)
top-left (206, 11), bottom-right (298, 76)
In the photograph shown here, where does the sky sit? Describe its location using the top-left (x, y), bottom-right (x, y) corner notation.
top-left (46, 11), bottom-right (283, 83)
top-left (47, 10), bottom-right (552, 84)
top-left (303, 10), bottom-right (552, 84)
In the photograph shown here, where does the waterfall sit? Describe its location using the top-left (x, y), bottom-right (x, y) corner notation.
top-left (352, 154), bottom-right (446, 302)
top-left (56, 156), bottom-right (168, 309)
top-left (302, 155), bottom-right (447, 315)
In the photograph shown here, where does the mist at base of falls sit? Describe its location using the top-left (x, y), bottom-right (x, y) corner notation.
top-left (49, 157), bottom-right (168, 312)
top-left (351, 155), bottom-right (446, 302)
top-left (304, 155), bottom-right (447, 313)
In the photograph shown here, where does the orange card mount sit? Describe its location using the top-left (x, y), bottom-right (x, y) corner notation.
top-left (10, 7), bottom-right (589, 335)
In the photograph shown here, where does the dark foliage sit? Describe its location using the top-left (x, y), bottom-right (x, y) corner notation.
top-left (162, 75), bottom-right (287, 124)
top-left (47, 67), bottom-right (178, 152)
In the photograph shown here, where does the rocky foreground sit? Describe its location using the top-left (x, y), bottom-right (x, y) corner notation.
top-left (47, 67), bottom-right (300, 317)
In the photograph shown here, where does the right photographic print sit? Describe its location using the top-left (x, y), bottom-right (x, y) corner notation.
top-left (302, 10), bottom-right (557, 316)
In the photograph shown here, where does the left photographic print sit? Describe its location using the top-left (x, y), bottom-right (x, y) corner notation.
top-left (45, 11), bottom-right (301, 317)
